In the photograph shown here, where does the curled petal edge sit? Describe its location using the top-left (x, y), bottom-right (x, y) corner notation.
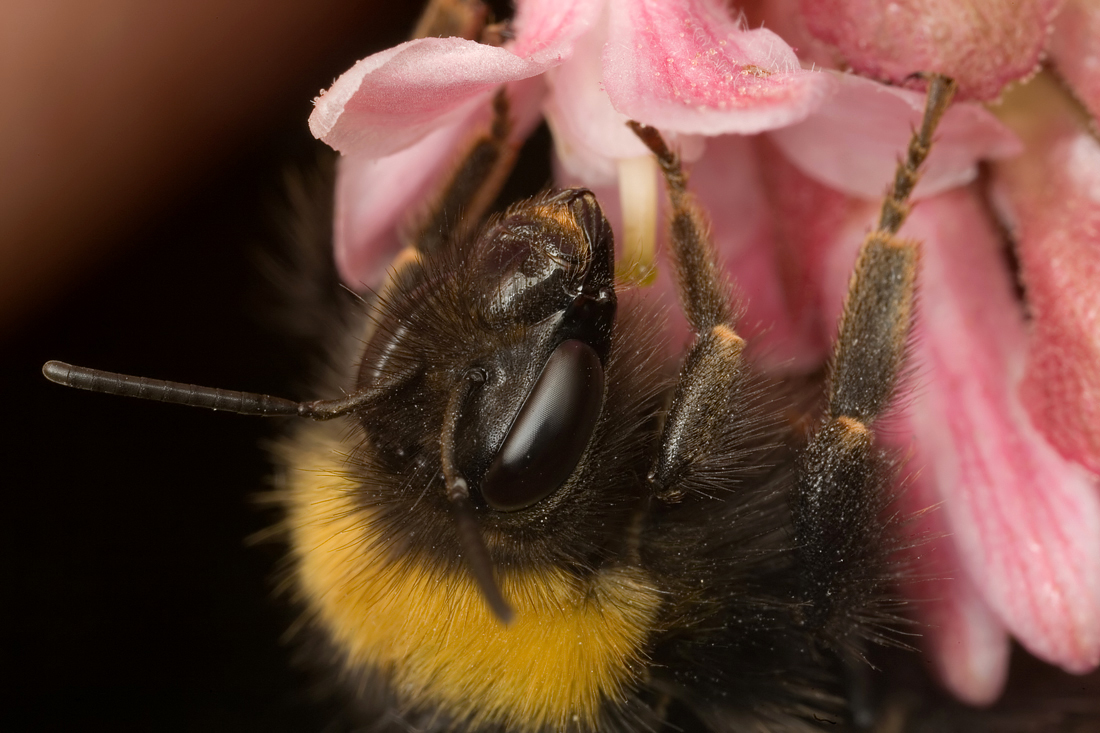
top-left (310, 37), bottom-right (548, 157)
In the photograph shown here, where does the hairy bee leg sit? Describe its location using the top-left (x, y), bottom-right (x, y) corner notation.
top-left (626, 123), bottom-right (735, 334)
top-left (412, 89), bottom-right (517, 255)
top-left (411, 0), bottom-right (488, 42)
top-left (628, 122), bottom-right (751, 498)
top-left (792, 76), bottom-right (957, 642)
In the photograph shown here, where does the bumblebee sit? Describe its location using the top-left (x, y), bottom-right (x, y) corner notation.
top-left (44, 71), bottom-right (924, 728)
top-left (40, 27), bottom-right (1099, 733)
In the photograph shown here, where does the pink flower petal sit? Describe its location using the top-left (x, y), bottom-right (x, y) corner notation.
top-left (919, 547), bottom-right (1013, 705)
top-left (334, 76), bottom-right (547, 288)
top-left (896, 189), bottom-right (1100, 675)
top-left (1048, 0), bottom-right (1100, 125)
top-left (602, 0), bottom-right (835, 135)
top-left (768, 73), bottom-right (1021, 201)
top-left (927, 574), bottom-right (1012, 706)
top-left (1014, 135), bottom-right (1100, 475)
top-left (992, 86), bottom-right (1100, 475)
top-left (511, 0), bottom-right (603, 66)
top-left (333, 115), bottom-right (475, 289)
top-left (544, 3), bottom-right (651, 186)
top-left (753, 135), bottom-right (867, 370)
top-left (898, 474), bottom-right (1012, 705)
top-left (798, 0), bottom-right (1062, 101)
top-left (310, 37), bottom-right (545, 157)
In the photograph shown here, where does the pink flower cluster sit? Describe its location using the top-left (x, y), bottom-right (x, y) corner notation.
top-left (309, 0), bottom-right (1100, 706)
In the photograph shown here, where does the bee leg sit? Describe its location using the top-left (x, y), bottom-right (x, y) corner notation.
top-left (792, 76), bottom-right (957, 649)
top-left (411, 0), bottom-right (489, 43)
top-left (412, 89), bottom-right (517, 255)
top-left (628, 122), bottom-right (752, 501)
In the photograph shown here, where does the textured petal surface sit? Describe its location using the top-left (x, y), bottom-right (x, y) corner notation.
top-left (1048, 0), bottom-right (1100, 125)
top-left (753, 136), bottom-right (867, 371)
top-left (798, 0), bottom-right (1061, 100)
top-left (896, 190), bottom-right (1100, 674)
top-left (992, 77), bottom-right (1100, 475)
top-left (768, 73), bottom-right (1021, 201)
top-left (602, 0), bottom-right (834, 135)
top-left (1013, 134), bottom-right (1100, 474)
top-left (899, 475), bottom-right (1012, 705)
top-left (917, 543), bottom-right (1013, 705)
top-left (310, 37), bottom-right (545, 157)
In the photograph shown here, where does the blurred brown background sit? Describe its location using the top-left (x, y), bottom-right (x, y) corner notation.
top-left (0, 0), bottom-right (417, 332)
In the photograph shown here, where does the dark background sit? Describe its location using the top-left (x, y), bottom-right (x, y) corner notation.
top-left (4, 3), bottom-right (419, 730)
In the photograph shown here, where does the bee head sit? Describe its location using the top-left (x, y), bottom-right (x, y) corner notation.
top-left (354, 188), bottom-right (616, 509)
top-left (341, 188), bottom-right (646, 620)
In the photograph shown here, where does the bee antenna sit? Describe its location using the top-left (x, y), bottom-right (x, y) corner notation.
top-left (42, 360), bottom-right (378, 420)
top-left (440, 372), bottom-right (515, 625)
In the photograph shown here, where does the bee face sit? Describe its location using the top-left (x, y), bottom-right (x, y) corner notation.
top-left (322, 189), bottom-right (664, 578)
top-left (355, 190), bottom-right (613, 476)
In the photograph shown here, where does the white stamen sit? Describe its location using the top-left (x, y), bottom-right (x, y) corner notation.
top-left (617, 155), bottom-right (659, 286)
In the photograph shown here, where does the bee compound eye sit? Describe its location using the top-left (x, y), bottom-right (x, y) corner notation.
top-left (480, 339), bottom-right (605, 512)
